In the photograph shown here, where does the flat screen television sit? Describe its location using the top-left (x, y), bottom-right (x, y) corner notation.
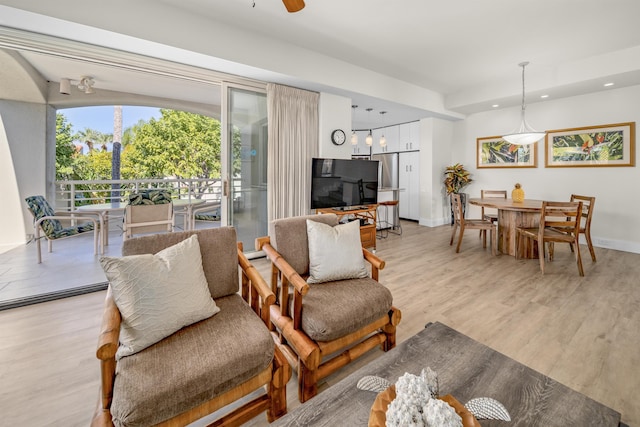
top-left (310, 158), bottom-right (379, 210)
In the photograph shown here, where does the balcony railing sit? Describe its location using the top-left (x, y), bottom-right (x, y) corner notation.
top-left (55, 177), bottom-right (225, 210)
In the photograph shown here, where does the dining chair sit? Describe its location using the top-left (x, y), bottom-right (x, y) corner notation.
top-left (570, 194), bottom-right (596, 262)
top-left (515, 200), bottom-right (584, 276)
top-left (480, 189), bottom-right (507, 223)
top-left (450, 193), bottom-right (496, 255)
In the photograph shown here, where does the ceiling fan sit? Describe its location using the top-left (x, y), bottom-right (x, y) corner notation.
top-left (282, 0), bottom-right (305, 13)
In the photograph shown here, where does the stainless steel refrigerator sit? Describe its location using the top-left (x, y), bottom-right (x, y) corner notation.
top-left (371, 153), bottom-right (398, 189)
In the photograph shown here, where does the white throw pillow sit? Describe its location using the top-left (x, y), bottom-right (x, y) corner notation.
top-left (100, 234), bottom-right (220, 359)
top-left (306, 219), bottom-right (368, 284)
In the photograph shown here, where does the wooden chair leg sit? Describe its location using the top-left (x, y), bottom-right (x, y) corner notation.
top-left (449, 223), bottom-right (458, 246)
top-left (538, 238), bottom-right (545, 274)
top-left (548, 242), bottom-right (555, 261)
top-left (585, 232), bottom-right (597, 262)
top-left (455, 225), bottom-right (465, 253)
top-left (490, 228), bottom-right (496, 256)
top-left (482, 229), bottom-right (487, 248)
top-left (575, 239), bottom-right (585, 276)
top-left (267, 348), bottom-right (290, 422)
top-left (298, 363), bottom-right (318, 403)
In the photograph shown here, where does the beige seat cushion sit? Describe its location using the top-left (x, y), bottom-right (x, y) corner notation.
top-left (110, 294), bottom-right (274, 427)
top-left (300, 277), bottom-right (393, 342)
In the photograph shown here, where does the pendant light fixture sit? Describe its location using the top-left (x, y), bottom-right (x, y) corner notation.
top-left (379, 111), bottom-right (387, 147)
top-left (502, 62), bottom-right (545, 145)
top-left (365, 108), bottom-right (373, 146)
top-left (351, 105), bottom-right (358, 145)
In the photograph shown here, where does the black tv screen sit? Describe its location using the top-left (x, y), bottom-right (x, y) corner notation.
top-left (310, 158), bottom-right (379, 209)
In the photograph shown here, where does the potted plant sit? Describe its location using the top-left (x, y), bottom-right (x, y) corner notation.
top-left (444, 163), bottom-right (473, 224)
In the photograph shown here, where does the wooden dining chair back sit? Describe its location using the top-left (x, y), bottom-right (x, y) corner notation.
top-left (450, 193), bottom-right (497, 255)
top-left (516, 200), bottom-right (584, 276)
top-left (570, 194), bottom-right (596, 262)
top-left (480, 189), bottom-right (507, 223)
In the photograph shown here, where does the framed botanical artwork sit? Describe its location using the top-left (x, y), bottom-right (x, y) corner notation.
top-left (476, 136), bottom-right (537, 169)
top-left (545, 122), bottom-right (635, 167)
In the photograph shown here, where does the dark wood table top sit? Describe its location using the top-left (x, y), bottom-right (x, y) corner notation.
top-left (273, 322), bottom-right (621, 426)
top-left (469, 198), bottom-right (544, 212)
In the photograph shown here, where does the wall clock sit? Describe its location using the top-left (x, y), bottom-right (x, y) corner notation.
top-left (331, 129), bottom-right (346, 145)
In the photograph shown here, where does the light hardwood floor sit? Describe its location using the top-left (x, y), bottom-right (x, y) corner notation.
top-left (0, 222), bottom-right (637, 426)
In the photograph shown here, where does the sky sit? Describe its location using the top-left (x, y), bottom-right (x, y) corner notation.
top-left (59, 105), bottom-right (161, 135)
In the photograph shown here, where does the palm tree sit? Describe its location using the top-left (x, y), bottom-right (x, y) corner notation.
top-left (111, 105), bottom-right (123, 201)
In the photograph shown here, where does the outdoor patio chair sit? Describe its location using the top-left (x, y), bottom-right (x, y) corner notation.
top-left (192, 200), bottom-right (222, 228)
top-left (92, 227), bottom-right (290, 426)
top-left (256, 214), bottom-right (401, 402)
top-left (25, 195), bottom-right (102, 263)
top-left (122, 189), bottom-right (174, 240)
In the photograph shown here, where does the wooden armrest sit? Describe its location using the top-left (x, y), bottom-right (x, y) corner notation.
top-left (256, 236), bottom-right (310, 296)
top-left (237, 245), bottom-right (275, 307)
top-left (363, 248), bottom-right (385, 270)
top-left (96, 287), bottom-right (121, 361)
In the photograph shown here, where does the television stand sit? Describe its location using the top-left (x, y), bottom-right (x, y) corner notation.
top-left (316, 204), bottom-right (378, 251)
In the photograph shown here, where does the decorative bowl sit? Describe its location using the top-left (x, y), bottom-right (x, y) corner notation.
top-left (368, 385), bottom-right (480, 427)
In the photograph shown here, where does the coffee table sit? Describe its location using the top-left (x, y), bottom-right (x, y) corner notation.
top-left (272, 322), bottom-right (621, 426)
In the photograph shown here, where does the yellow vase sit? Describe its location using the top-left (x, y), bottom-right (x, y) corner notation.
top-left (512, 183), bottom-right (525, 202)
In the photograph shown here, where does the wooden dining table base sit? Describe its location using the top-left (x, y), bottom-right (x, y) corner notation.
top-left (498, 209), bottom-right (539, 258)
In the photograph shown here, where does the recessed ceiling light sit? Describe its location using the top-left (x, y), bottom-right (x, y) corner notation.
top-left (540, 94), bottom-right (549, 99)
top-left (492, 104), bottom-right (499, 108)
top-left (604, 82), bottom-right (615, 87)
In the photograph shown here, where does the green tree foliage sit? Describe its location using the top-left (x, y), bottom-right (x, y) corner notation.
top-left (55, 113), bottom-right (76, 180)
top-left (123, 109), bottom-right (221, 180)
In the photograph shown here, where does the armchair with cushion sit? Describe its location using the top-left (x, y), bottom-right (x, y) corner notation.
top-left (256, 214), bottom-right (401, 402)
top-left (92, 227), bottom-right (291, 426)
top-left (25, 195), bottom-right (102, 263)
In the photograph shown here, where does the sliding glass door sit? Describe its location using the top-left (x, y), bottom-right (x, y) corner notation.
top-left (222, 85), bottom-right (268, 256)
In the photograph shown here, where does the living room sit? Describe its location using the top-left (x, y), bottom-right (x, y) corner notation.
top-left (0, 1), bottom-right (639, 426)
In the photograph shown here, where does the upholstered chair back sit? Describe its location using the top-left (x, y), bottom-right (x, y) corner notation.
top-left (268, 214), bottom-right (339, 275)
top-left (122, 227), bottom-right (239, 299)
top-left (25, 195), bottom-right (63, 238)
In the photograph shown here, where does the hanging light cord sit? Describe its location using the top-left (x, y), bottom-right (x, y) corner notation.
top-left (519, 61), bottom-right (529, 114)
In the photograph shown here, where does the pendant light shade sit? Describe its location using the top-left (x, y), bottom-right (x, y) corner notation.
top-left (351, 131), bottom-right (358, 145)
top-left (365, 130), bottom-right (373, 146)
top-left (502, 62), bottom-right (545, 145)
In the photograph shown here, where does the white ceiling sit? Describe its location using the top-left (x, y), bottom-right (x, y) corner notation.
top-left (1, 0), bottom-right (640, 130)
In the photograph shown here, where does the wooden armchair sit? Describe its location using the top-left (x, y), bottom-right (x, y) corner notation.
top-left (256, 214), bottom-right (401, 403)
top-left (92, 227), bottom-right (291, 426)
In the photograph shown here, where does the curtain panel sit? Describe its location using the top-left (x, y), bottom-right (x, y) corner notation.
top-left (266, 83), bottom-right (319, 221)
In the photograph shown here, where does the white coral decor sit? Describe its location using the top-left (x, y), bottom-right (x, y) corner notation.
top-left (385, 370), bottom-right (462, 427)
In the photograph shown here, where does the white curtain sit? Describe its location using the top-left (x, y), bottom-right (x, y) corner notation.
top-left (267, 83), bottom-right (319, 221)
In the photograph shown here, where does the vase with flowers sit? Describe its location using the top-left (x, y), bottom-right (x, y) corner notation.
top-left (444, 164), bottom-right (473, 225)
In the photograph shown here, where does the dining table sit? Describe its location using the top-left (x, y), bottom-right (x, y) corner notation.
top-left (75, 198), bottom-right (206, 245)
top-left (468, 198), bottom-right (544, 258)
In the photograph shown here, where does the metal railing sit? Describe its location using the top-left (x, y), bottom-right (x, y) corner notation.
top-left (54, 178), bottom-right (224, 210)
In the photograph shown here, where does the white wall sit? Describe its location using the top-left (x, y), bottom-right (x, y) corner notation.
top-left (451, 84), bottom-right (640, 253)
top-left (318, 92), bottom-right (352, 160)
top-left (0, 100), bottom-right (47, 251)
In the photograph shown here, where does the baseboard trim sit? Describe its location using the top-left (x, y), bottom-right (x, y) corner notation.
top-left (0, 282), bottom-right (108, 311)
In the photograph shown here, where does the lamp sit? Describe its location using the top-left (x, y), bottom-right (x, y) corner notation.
top-left (365, 108), bottom-right (373, 146)
top-left (77, 76), bottom-right (95, 94)
top-left (502, 62), bottom-right (545, 145)
top-left (59, 78), bottom-right (71, 95)
top-left (379, 111), bottom-right (387, 147)
top-left (351, 105), bottom-right (359, 145)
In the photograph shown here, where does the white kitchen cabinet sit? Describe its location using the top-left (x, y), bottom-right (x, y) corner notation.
top-left (351, 130), bottom-right (371, 155)
top-left (398, 121), bottom-right (420, 152)
top-left (398, 151), bottom-right (420, 220)
top-left (371, 125), bottom-right (399, 154)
